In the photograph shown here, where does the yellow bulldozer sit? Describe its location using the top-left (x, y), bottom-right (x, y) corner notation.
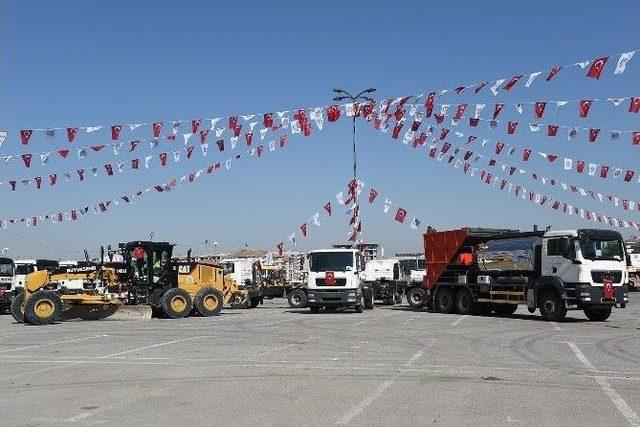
top-left (11, 240), bottom-right (250, 325)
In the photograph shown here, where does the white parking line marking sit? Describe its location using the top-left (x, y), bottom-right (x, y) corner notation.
top-left (451, 315), bottom-right (467, 326)
top-left (0, 335), bottom-right (109, 354)
top-left (564, 342), bottom-right (640, 426)
top-left (99, 336), bottom-right (205, 358)
top-left (336, 348), bottom-right (426, 424)
top-left (353, 313), bottom-right (393, 326)
top-left (550, 322), bottom-right (562, 331)
top-left (255, 338), bottom-right (314, 357)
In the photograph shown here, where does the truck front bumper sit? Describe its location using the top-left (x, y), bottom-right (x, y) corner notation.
top-left (307, 288), bottom-right (360, 307)
top-left (573, 283), bottom-right (628, 308)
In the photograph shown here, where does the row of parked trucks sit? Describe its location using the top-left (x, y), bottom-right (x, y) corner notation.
top-left (0, 226), bottom-right (634, 324)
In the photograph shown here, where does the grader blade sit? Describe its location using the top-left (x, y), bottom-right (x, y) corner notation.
top-left (61, 303), bottom-right (152, 321)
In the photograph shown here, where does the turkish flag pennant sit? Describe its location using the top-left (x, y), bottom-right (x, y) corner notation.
top-left (395, 208), bottom-right (407, 223)
top-left (410, 120), bottom-right (421, 132)
top-left (153, 122), bottom-right (163, 138)
top-left (245, 132), bottom-right (253, 147)
top-left (534, 102), bottom-right (546, 118)
top-left (429, 146), bottom-right (437, 158)
top-left (394, 106), bottom-right (404, 121)
top-left (439, 128), bottom-right (450, 140)
top-left (454, 104), bottom-right (467, 120)
top-left (327, 105), bottom-right (341, 122)
top-left (589, 128), bottom-right (601, 142)
top-left (276, 242), bottom-right (284, 256)
top-left (632, 132), bottom-right (640, 145)
top-left (199, 130), bottom-right (209, 144)
top-left (495, 142), bottom-right (505, 154)
top-left (67, 127), bottom-right (78, 142)
top-left (111, 125), bottom-right (122, 140)
top-left (424, 92), bottom-right (436, 117)
top-left (185, 146), bottom-right (194, 158)
top-left (500, 180), bottom-right (507, 190)
top-left (229, 116), bottom-right (238, 129)
top-left (77, 169), bottom-right (85, 181)
top-left (21, 153), bottom-right (32, 167)
top-left (324, 202), bottom-right (332, 216)
top-left (600, 165), bottom-right (610, 178)
top-left (9, 181), bottom-right (17, 191)
top-left (488, 159), bottom-right (496, 166)
top-left (91, 145), bottom-right (105, 152)
top-left (503, 75), bottom-right (522, 91)
top-left (587, 56), bottom-right (608, 79)
top-left (263, 113), bottom-right (274, 128)
top-left (131, 158), bottom-right (139, 169)
top-left (104, 164), bottom-right (114, 176)
top-left (509, 167), bottom-right (517, 175)
top-left (469, 117), bottom-right (479, 127)
top-left (129, 140), bottom-right (139, 152)
top-left (441, 142), bottom-right (451, 154)
top-left (629, 97), bottom-right (640, 113)
top-left (463, 163), bottom-right (470, 174)
top-left (464, 151), bottom-right (473, 160)
top-left (392, 122), bottom-right (403, 139)
top-left (279, 135), bottom-right (287, 148)
top-left (474, 81), bottom-right (488, 93)
top-left (413, 133), bottom-right (427, 148)
top-left (624, 170), bottom-right (635, 182)
top-left (492, 104), bottom-right (504, 120)
top-left (576, 160), bottom-right (585, 173)
top-left (547, 125), bottom-right (559, 136)
top-left (256, 145), bottom-right (264, 157)
top-left (479, 171), bottom-right (485, 182)
top-left (57, 149), bottom-right (70, 159)
top-left (546, 66), bottom-right (561, 81)
top-left (33, 176), bottom-right (42, 189)
top-left (455, 86), bottom-right (466, 94)
top-left (232, 123), bottom-right (242, 137)
top-left (49, 173), bottom-right (58, 186)
top-left (159, 152), bottom-right (168, 166)
top-left (191, 119), bottom-right (201, 133)
top-left (434, 114), bottom-right (445, 124)
top-left (507, 121), bottom-right (518, 135)
top-left (215, 140), bottom-right (224, 151)
top-left (515, 186), bottom-right (521, 197)
top-left (368, 188), bottom-right (378, 203)
top-left (579, 100), bottom-right (593, 118)
top-left (19, 129), bottom-right (33, 145)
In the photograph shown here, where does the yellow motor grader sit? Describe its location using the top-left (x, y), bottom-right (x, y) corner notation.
top-left (11, 241), bottom-right (249, 325)
top-left (252, 260), bottom-right (288, 300)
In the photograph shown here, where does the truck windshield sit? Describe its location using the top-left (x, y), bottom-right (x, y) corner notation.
top-left (0, 262), bottom-right (13, 276)
top-left (15, 264), bottom-right (35, 275)
top-left (309, 252), bottom-right (353, 272)
top-left (580, 239), bottom-right (624, 261)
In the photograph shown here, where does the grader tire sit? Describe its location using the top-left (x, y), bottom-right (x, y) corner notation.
top-left (10, 293), bottom-right (25, 323)
top-left (24, 290), bottom-right (63, 325)
top-left (161, 288), bottom-right (193, 319)
top-left (195, 288), bottom-right (223, 317)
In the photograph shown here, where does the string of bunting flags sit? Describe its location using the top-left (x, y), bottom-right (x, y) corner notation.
top-left (369, 121), bottom-right (640, 231)
top-left (273, 180), bottom-right (424, 256)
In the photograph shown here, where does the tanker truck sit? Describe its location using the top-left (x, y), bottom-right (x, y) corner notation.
top-left (405, 227), bottom-right (629, 321)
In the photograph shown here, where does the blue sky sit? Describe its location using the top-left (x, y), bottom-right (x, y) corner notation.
top-left (1, 0), bottom-right (639, 259)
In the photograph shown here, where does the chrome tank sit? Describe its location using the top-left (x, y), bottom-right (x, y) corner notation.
top-left (477, 236), bottom-right (540, 272)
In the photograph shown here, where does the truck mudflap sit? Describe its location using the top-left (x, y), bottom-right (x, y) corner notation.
top-left (307, 288), bottom-right (360, 307)
top-left (571, 283), bottom-right (628, 307)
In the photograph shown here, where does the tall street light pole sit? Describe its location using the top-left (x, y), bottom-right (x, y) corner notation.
top-left (332, 87), bottom-right (377, 245)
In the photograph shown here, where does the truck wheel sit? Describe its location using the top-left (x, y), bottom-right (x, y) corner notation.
top-left (161, 288), bottom-right (193, 319)
top-left (287, 289), bottom-right (307, 309)
top-left (0, 302), bottom-right (7, 314)
top-left (195, 288), bottom-right (224, 317)
top-left (407, 287), bottom-right (427, 308)
top-left (455, 289), bottom-right (475, 315)
top-left (538, 290), bottom-right (566, 321)
top-left (492, 304), bottom-right (518, 316)
top-left (24, 290), bottom-right (63, 325)
top-left (310, 306), bottom-right (320, 314)
top-left (435, 288), bottom-right (456, 314)
top-left (364, 288), bottom-right (374, 310)
top-left (584, 307), bottom-right (612, 322)
top-left (10, 293), bottom-right (25, 323)
top-left (249, 297), bottom-right (261, 308)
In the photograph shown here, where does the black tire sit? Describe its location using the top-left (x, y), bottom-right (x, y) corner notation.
top-left (492, 304), bottom-right (518, 316)
top-left (435, 288), bottom-right (456, 314)
top-left (584, 307), bottom-right (612, 322)
top-left (538, 289), bottom-right (567, 321)
top-left (354, 304), bottom-right (363, 313)
top-left (0, 302), bottom-right (8, 314)
top-left (455, 288), bottom-right (476, 315)
top-left (287, 289), bottom-right (307, 309)
top-left (476, 303), bottom-right (492, 316)
top-left (195, 288), bottom-right (224, 317)
top-left (160, 288), bottom-right (193, 319)
top-left (249, 297), bottom-right (261, 308)
top-left (364, 288), bottom-right (374, 310)
top-left (24, 290), bottom-right (63, 325)
top-left (10, 293), bottom-right (25, 323)
top-left (407, 287), bottom-right (428, 308)
top-left (310, 306), bottom-right (320, 314)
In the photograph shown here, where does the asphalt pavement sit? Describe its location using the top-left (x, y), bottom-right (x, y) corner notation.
top-left (0, 295), bottom-right (639, 426)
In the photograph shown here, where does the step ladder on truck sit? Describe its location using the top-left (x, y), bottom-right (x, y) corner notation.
top-left (405, 227), bottom-right (630, 321)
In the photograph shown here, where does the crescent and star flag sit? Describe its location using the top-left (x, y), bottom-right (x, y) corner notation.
top-left (586, 56), bottom-right (608, 79)
top-left (394, 207), bottom-right (407, 223)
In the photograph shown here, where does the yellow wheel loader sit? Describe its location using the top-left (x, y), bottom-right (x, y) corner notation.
top-left (11, 241), bottom-right (249, 325)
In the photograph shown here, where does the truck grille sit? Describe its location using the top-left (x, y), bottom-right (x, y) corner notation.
top-left (591, 270), bottom-right (622, 283)
top-left (315, 278), bottom-right (347, 286)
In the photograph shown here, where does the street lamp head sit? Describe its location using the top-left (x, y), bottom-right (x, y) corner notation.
top-left (332, 88), bottom-right (346, 94)
top-left (363, 88), bottom-right (377, 93)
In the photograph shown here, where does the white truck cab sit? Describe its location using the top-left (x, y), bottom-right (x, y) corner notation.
top-left (305, 249), bottom-right (372, 313)
top-left (0, 257), bottom-right (15, 311)
top-left (625, 239), bottom-right (640, 290)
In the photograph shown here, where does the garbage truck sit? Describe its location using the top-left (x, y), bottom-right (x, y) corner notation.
top-left (405, 227), bottom-right (629, 321)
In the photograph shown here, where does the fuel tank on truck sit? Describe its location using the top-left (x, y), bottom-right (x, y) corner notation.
top-left (477, 236), bottom-right (540, 272)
